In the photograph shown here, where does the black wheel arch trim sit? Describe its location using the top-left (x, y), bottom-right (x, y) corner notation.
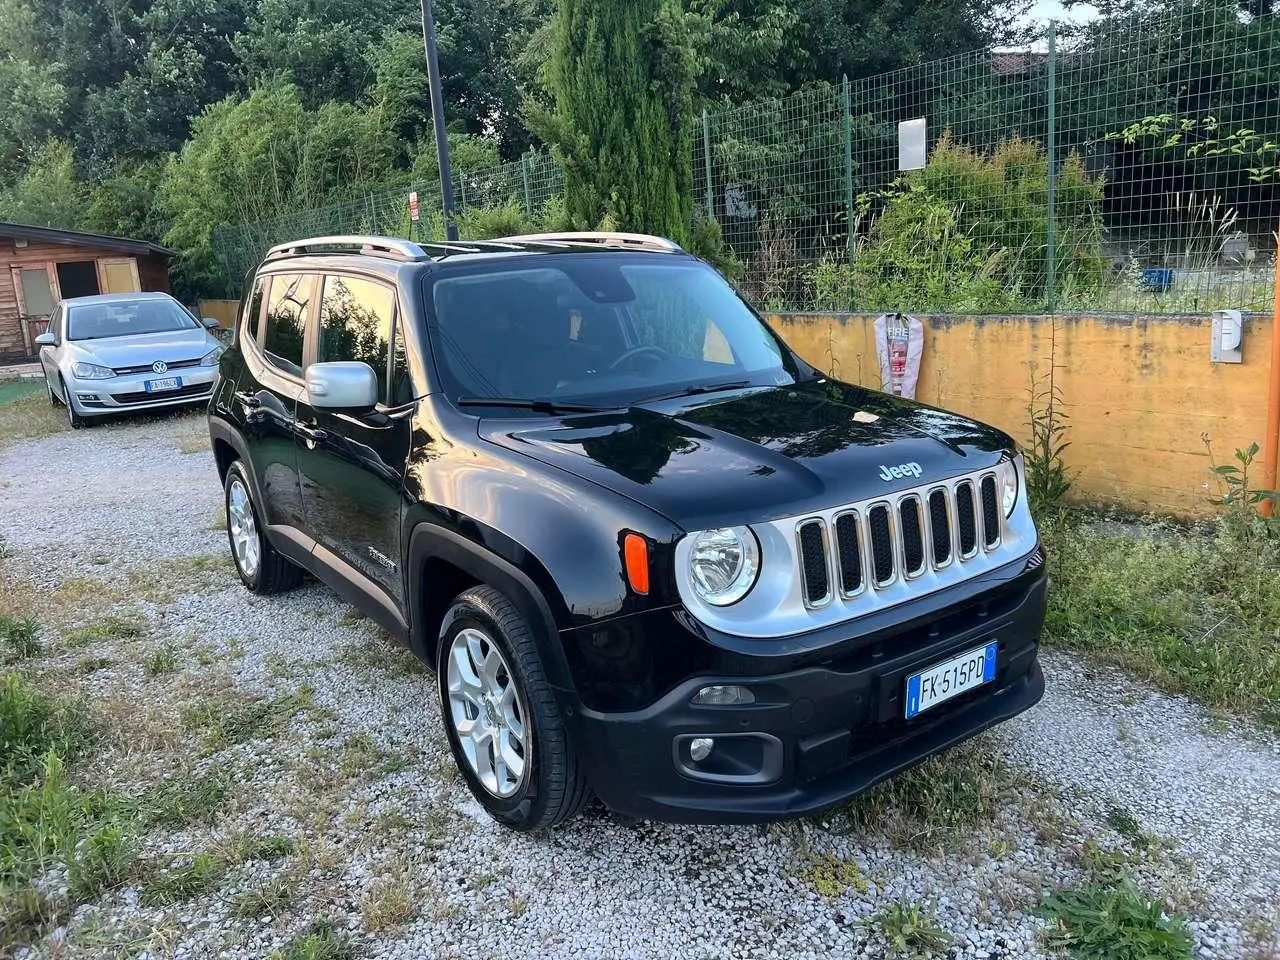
top-left (407, 522), bottom-right (577, 695)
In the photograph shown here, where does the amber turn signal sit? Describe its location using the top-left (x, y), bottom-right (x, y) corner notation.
top-left (623, 533), bottom-right (650, 595)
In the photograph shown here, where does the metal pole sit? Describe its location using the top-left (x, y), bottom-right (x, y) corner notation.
top-left (1262, 213), bottom-right (1280, 517)
top-left (1045, 23), bottom-right (1058, 312)
top-left (843, 75), bottom-right (854, 261)
top-left (521, 153), bottom-right (533, 215)
top-left (420, 0), bottom-right (458, 241)
top-left (702, 110), bottom-right (714, 220)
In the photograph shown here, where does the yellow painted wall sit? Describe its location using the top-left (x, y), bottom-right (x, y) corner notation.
top-left (197, 299), bottom-right (240, 329)
top-left (767, 312), bottom-right (1274, 515)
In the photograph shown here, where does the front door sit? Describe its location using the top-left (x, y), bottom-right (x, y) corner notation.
top-left (295, 273), bottom-right (414, 606)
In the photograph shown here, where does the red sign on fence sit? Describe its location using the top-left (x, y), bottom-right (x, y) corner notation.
top-left (408, 192), bottom-right (420, 222)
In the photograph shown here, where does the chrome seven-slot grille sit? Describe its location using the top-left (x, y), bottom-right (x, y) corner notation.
top-left (796, 472), bottom-right (1002, 607)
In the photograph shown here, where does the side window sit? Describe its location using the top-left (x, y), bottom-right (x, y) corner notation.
top-left (241, 278), bottom-right (266, 342)
top-left (317, 275), bottom-right (401, 403)
top-left (261, 274), bottom-right (314, 376)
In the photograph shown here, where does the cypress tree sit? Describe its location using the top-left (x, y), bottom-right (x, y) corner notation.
top-left (547, 0), bottom-right (695, 243)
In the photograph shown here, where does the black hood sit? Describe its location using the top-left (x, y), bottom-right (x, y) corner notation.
top-left (480, 379), bottom-right (1014, 531)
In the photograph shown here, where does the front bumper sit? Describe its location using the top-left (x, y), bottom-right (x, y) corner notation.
top-left (564, 557), bottom-right (1047, 823)
top-left (67, 367), bottom-right (217, 416)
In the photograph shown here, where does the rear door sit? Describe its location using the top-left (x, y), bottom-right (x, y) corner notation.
top-left (295, 272), bottom-right (415, 607)
top-left (240, 272), bottom-right (318, 532)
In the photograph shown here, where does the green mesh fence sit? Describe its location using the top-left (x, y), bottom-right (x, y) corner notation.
top-left (213, 1), bottom-right (1279, 314)
top-left (210, 151), bottom-right (565, 296)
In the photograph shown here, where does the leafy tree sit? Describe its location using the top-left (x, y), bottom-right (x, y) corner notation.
top-left (535, 0), bottom-right (697, 241)
top-left (0, 139), bottom-right (89, 228)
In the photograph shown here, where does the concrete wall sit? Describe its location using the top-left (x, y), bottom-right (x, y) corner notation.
top-left (767, 312), bottom-right (1273, 516)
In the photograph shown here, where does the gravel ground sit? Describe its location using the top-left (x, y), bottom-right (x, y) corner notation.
top-left (1, 411), bottom-right (1278, 960)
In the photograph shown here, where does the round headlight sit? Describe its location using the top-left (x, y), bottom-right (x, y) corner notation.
top-left (996, 455), bottom-right (1020, 517)
top-left (687, 526), bottom-right (760, 607)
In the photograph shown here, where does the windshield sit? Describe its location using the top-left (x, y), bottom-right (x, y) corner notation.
top-left (426, 256), bottom-right (801, 408)
top-left (67, 299), bottom-right (198, 341)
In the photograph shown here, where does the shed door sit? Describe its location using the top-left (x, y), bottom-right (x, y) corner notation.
top-left (97, 258), bottom-right (140, 294)
top-left (12, 265), bottom-right (58, 354)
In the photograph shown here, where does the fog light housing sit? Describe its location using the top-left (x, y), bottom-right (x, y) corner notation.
top-left (689, 737), bottom-right (715, 762)
top-left (692, 684), bottom-right (755, 706)
top-left (77, 393), bottom-right (99, 401)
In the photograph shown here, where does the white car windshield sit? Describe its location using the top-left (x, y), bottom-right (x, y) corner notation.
top-left (67, 300), bottom-right (198, 341)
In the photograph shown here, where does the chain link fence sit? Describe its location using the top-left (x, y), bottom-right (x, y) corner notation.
top-left (213, 1), bottom-right (1279, 315)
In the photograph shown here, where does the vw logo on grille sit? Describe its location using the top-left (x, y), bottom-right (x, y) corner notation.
top-left (151, 361), bottom-right (168, 374)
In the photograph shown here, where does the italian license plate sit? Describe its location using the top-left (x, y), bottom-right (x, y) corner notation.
top-left (145, 377), bottom-right (181, 392)
top-left (904, 640), bottom-right (999, 719)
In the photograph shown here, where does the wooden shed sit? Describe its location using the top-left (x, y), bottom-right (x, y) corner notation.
top-left (0, 222), bottom-right (175, 361)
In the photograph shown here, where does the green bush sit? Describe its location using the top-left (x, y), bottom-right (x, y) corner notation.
top-left (809, 135), bottom-right (1106, 314)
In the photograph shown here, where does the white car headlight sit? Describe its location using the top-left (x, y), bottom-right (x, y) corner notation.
top-left (71, 361), bottom-right (114, 380)
top-left (995, 455), bottom-right (1020, 517)
top-left (687, 526), bottom-right (760, 607)
top-left (201, 346), bottom-right (224, 366)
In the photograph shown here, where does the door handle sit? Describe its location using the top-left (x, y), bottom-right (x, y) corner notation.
top-left (234, 391), bottom-right (262, 408)
top-left (297, 423), bottom-right (329, 442)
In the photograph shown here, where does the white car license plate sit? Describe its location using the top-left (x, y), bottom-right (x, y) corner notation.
top-left (145, 377), bottom-right (181, 392)
top-left (904, 640), bottom-right (998, 719)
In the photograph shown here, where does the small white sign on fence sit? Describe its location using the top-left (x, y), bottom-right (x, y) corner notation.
top-left (899, 118), bottom-right (927, 171)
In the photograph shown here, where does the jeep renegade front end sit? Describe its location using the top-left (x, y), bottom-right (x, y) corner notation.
top-left (208, 232), bottom-right (1046, 830)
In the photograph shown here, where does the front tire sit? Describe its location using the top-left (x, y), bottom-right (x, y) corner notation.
top-left (437, 585), bottom-right (590, 831)
top-left (60, 376), bottom-right (85, 429)
top-left (223, 460), bottom-right (301, 594)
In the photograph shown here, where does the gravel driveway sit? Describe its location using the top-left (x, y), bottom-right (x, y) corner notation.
top-left (1, 413), bottom-right (1277, 960)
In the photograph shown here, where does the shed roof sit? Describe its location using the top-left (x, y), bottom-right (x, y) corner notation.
top-left (0, 221), bottom-right (175, 258)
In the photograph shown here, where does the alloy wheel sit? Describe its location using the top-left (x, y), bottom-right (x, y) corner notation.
top-left (445, 627), bottom-right (529, 798)
top-left (227, 478), bottom-right (261, 578)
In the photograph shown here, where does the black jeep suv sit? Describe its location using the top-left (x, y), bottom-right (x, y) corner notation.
top-left (208, 232), bottom-right (1046, 830)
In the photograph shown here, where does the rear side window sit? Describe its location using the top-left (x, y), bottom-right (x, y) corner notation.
top-left (242, 278), bottom-right (266, 341)
top-left (317, 274), bottom-right (400, 403)
top-left (262, 274), bottom-right (315, 375)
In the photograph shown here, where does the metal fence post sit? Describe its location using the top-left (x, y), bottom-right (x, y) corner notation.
top-left (1045, 22), bottom-right (1058, 313)
top-left (842, 75), bottom-right (854, 261)
top-left (702, 109), bottom-right (715, 220)
top-left (521, 153), bottom-right (533, 215)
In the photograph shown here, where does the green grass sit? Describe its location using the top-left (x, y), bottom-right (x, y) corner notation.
top-left (142, 769), bottom-right (232, 827)
top-left (1, 614), bottom-right (40, 660)
top-left (865, 901), bottom-right (952, 958)
top-left (273, 921), bottom-right (353, 960)
top-left (840, 739), bottom-right (1029, 851)
top-left (1039, 878), bottom-right (1194, 960)
top-left (0, 677), bottom-right (136, 952)
top-left (1041, 513), bottom-right (1280, 728)
top-left (142, 643), bottom-right (180, 676)
top-left (0, 393), bottom-right (67, 449)
top-left (138, 853), bottom-right (226, 906)
top-left (231, 876), bottom-right (294, 918)
top-left (181, 686), bottom-right (315, 748)
top-left (65, 615), bottom-right (146, 648)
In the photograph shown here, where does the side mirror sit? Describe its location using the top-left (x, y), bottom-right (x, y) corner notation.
top-left (34, 331), bottom-right (55, 347)
top-left (306, 361), bottom-right (378, 410)
top-left (200, 316), bottom-right (221, 329)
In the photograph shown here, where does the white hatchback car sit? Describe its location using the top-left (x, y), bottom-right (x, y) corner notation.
top-left (35, 292), bottom-right (225, 428)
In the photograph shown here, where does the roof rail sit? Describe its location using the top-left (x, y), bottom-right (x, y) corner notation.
top-left (498, 232), bottom-right (682, 253)
top-left (264, 235), bottom-right (433, 262)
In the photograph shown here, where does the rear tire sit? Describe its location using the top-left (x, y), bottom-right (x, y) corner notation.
top-left (437, 585), bottom-right (590, 831)
top-left (223, 460), bottom-right (301, 594)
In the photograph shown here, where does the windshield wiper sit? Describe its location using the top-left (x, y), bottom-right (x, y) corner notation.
top-left (455, 396), bottom-right (606, 414)
top-left (640, 379), bottom-right (753, 404)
